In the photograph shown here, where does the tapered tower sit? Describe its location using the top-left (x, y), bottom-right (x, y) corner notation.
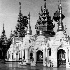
top-left (14, 2), bottom-right (28, 37)
top-left (57, 0), bottom-right (64, 31)
top-left (35, 0), bottom-right (55, 37)
top-left (53, 0), bottom-right (65, 31)
top-left (1, 24), bottom-right (7, 45)
top-left (1, 24), bottom-right (6, 39)
top-left (26, 12), bottom-right (32, 35)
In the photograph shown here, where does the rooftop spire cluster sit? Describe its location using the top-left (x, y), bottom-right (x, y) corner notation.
top-left (0, 0), bottom-right (66, 38)
top-left (53, 0), bottom-right (65, 32)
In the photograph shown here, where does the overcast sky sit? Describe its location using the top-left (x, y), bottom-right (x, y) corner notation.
top-left (0, 0), bottom-right (70, 38)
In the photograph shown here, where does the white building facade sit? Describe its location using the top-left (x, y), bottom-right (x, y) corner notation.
top-left (7, 0), bottom-right (70, 68)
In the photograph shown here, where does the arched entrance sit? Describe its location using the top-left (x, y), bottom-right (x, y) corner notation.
top-left (57, 49), bottom-right (66, 67)
top-left (36, 50), bottom-right (43, 63)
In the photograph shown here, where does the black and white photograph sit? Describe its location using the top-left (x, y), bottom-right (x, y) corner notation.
top-left (0, 0), bottom-right (70, 70)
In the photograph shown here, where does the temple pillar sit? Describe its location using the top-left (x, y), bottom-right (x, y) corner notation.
top-left (46, 48), bottom-right (47, 58)
top-left (20, 51), bottom-right (21, 60)
top-left (34, 50), bottom-right (36, 64)
top-left (28, 49), bottom-right (30, 63)
top-left (66, 48), bottom-right (70, 68)
top-left (18, 52), bottom-right (19, 61)
top-left (21, 50), bottom-right (22, 59)
top-left (43, 48), bottom-right (46, 66)
top-left (20, 51), bottom-right (22, 59)
top-left (47, 49), bottom-right (49, 62)
top-left (25, 49), bottom-right (29, 63)
top-left (20, 50), bottom-right (22, 59)
top-left (10, 52), bottom-right (12, 61)
top-left (14, 52), bottom-right (16, 60)
top-left (47, 49), bottom-right (50, 67)
top-left (22, 50), bottom-right (24, 59)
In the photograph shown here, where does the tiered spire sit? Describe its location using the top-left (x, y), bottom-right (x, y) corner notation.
top-left (44, 0), bottom-right (46, 9)
top-left (1, 24), bottom-right (7, 45)
top-left (2, 23), bottom-right (5, 36)
top-left (53, 0), bottom-right (65, 31)
top-left (19, 2), bottom-right (21, 14)
top-left (14, 2), bottom-right (28, 37)
top-left (35, 0), bottom-right (55, 36)
top-left (10, 30), bottom-right (14, 38)
top-left (57, 0), bottom-right (64, 31)
top-left (18, 2), bottom-right (23, 23)
top-left (53, 0), bottom-right (69, 42)
top-left (27, 12), bottom-right (32, 35)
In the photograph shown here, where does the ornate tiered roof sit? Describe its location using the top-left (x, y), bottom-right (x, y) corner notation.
top-left (35, 0), bottom-right (55, 37)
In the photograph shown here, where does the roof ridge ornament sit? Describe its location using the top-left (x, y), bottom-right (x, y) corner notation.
top-left (44, 0), bottom-right (46, 9)
top-left (3, 23), bottom-right (4, 31)
top-left (19, 2), bottom-right (21, 14)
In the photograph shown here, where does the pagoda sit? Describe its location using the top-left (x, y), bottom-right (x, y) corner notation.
top-left (1, 24), bottom-right (7, 45)
top-left (0, 24), bottom-right (8, 60)
top-left (35, 0), bottom-right (55, 37)
top-left (14, 2), bottom-right (28, 37)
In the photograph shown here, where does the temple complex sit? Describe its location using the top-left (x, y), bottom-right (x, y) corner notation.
top-left (7, 0), bottom-right (70, 68)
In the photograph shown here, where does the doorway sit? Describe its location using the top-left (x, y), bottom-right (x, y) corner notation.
top-left (36, 50), bottom-right (43, 63)
top-left (57, 49), bottom-right (66, 67)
